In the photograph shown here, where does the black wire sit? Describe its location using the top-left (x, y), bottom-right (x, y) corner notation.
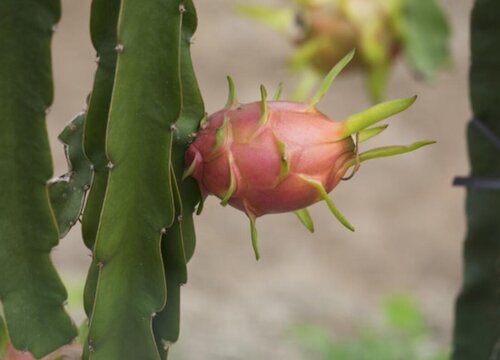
top-left (453, 117), bottom-right (500, 189)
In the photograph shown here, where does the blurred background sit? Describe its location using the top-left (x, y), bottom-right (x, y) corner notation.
top-left (48, 0), bottom-right (473, 358)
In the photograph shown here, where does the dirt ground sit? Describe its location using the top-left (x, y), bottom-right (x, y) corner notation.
top-left (48, 0), bottom-right (473, 359)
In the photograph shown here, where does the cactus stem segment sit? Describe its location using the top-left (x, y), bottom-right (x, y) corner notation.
top-left (342, 96), bottom-right (417, 138)
top-left (275, 135), bottom-right (289, 179)
top-left (301, 175), bottom-right (355, 231)
top-left (221, 154), bottom-right (236, 206)
top-left (309, 49), bottom-right (355, 109)
top-left (225, 76), bottom-right (238, 109)
top-left (358, 124), bottom-right (389, 143)
top-left (248, 214), bottom-right (260, 260)
top-left (295, 208), bottom-right (315, 233)
top-left (258, 85), bottom-right (269, 127)
top-left (344, 140), bottom-right (436, 169)
top-left (273, 82), bottom-right (283, 101)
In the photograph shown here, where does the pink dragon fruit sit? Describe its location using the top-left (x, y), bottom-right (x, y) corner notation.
top-left (184, 51), bottom-right (433, 259)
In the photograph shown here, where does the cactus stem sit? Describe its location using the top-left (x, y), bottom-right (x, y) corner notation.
top-left (342, 96), bottom-right (417, 138)
top-left (115, 43), bottom-right (124, 53)
top-left (221, 154), bottom-right (236, 206)
top-left (301, 175), bottom-right (354, 231)
top-left (248, 214), bottom-right (260, 260)
top-left (225, 76), bottom-right (238, 109)
top-left (295, 208), bottom-right (315, 233)
top-left (309, 49), bottom-right (355, 109)
top-left (273, 82), bottom-right (283, 101)
top-left (358, 124), bottom-right (389, 143)
top-left (257, 85), bottom-right (269, 127)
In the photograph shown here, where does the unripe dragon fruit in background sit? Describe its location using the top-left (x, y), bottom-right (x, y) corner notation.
top-left (184, 51), bottom-right (434, 259)
top-left (236, 0), bottom-right (450, 102)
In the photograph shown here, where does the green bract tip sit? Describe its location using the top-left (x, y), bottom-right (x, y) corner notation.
top-left (342, 95), bottom-right (417, 138)
top-left (226, 76), bottom-right (238, 109)
top-left (309, 49), bottom-right (356, 108)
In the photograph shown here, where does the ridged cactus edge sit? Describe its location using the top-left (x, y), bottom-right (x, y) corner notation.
top-left (83, 0), bottom-right (193, 358)
top-left (153, 0), bottom-right (205, 357)
top-left (0, 0), bottom-right (77, 357)
top-left (81, 0), bottom-right (120, 322)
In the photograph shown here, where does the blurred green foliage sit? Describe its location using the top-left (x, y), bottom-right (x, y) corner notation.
top-left (291, 294), bottom-right (449, 360)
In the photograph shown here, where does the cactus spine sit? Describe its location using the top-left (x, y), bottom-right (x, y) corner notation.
top-left (0, 0), bottom-right (77, 357)
top-left (452, 0), bottom-right (500, 358)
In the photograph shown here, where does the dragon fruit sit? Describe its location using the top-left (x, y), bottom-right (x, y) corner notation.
top-left (184, 51), bottom-right (434, 259)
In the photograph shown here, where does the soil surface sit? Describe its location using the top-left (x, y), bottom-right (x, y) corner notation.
top-left (48, 0), bottom-right (473, 359)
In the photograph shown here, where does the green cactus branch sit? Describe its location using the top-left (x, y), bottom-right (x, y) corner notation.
top-left (49, 113), bottom-right (93, 238)
top-left (153, 1), bottom-right (205, 357)
top-left (0, 0), bottom-right (77, 357)
top-left (81, 0), bottom-right (120, 322)
top-left (85, 0), bottom-right (188, 357)
top-left (452, 0), bottom-right (500, 358)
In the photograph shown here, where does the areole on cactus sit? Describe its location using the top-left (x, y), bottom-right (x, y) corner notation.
top-left (184, 50), bottom-right (434, 259)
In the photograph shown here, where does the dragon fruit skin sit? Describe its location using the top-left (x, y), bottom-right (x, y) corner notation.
top-left (185, 101), bottom-right (355, 218)
top-left (184, 51), bottom-right (434, 259)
